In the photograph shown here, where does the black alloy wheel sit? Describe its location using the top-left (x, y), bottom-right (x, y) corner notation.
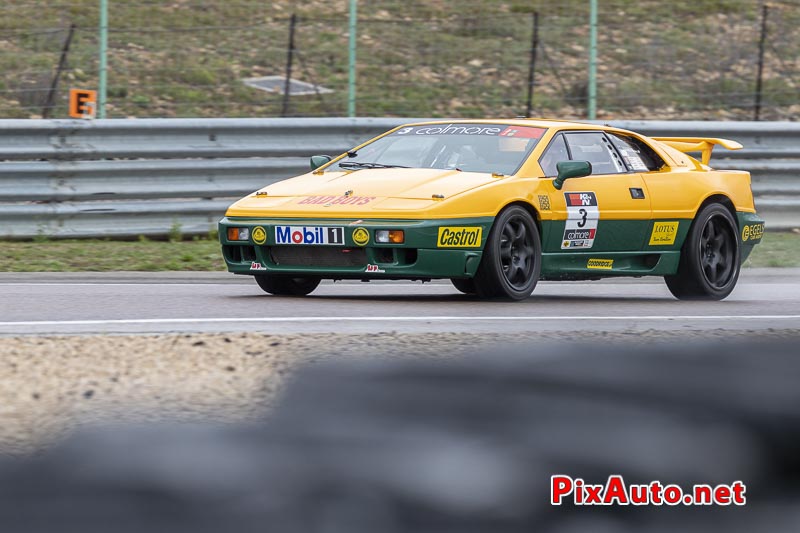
top-left (450, 278), bottom-right (477, 295)
top-left (665, 203), bottom-right (740, 300)
top-left (254, 274), bottom-right (321, 296)
top-left (474, 205), bottom-right (541, 300)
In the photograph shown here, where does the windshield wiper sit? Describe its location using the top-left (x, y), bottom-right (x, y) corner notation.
top-left (338, 161), bottom-right (409, 170)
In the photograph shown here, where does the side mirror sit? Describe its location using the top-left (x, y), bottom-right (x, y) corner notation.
top-left (552, 160), bottom-right (592, 190)
top-left (310, 154), bottom-right (333, 171)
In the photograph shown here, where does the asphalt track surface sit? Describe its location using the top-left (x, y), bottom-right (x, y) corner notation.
top-left (0, 268), bottom-right (797, 336)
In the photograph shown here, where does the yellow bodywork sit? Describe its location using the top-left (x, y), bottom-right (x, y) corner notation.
top-left (652, 137), bottom-right (742, 166)
top-left (224, 119), bottom-right (756, 222)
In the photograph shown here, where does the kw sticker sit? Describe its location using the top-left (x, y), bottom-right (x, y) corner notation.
top-left (561, 192), bottom-right (599, 249)
top-left (648, 221), bottom-right (679, 246)
top-left (251, 226), bottom-right (267, 245)
top-left (352, 227), bottom-right (370, 246)
top-left (437, 226), bottom-right (482, 248)
top-left (587, 259), bottom-right (613, 269)
top-left (742, 223), bottom-right (764, 242)
top-left (365, 264), bottom-right (385, 273)
top-left (250, 261), bottom-right (266, 271)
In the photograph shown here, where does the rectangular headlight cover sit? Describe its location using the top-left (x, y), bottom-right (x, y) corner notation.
top-left (227, 227), bottom-right (250, 241)
top-left (375, 230), bottom-right (404, 244)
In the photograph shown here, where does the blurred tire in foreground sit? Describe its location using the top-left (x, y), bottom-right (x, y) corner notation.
top-left (2, 341), bottom-right (799, 532)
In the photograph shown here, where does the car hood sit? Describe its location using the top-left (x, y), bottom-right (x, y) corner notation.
top-left (225, 168), bottom-right (503, 217)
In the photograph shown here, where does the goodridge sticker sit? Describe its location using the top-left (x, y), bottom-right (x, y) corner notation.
top-left (742, 223), bottom-right (764, 242)
top-left (437, 226), bottom-right (482, 248)
top-left (649, 221), bottom-right (679, 246)
top-left (274, 226), bottom-right (345, 245)
top-left (587, 259), bottom-right (614, 269)
top-left (561, 192), bottom-right (599, 249)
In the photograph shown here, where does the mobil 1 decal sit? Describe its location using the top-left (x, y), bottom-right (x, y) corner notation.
top-left (561, 191), bottom-right (599, 249)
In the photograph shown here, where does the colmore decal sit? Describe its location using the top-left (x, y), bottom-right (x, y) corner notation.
top-left (395, 124), bottom-right (503, 136)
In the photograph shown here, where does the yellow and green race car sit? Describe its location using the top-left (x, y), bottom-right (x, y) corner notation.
top-left (219, 119), bottom-right (764, 300)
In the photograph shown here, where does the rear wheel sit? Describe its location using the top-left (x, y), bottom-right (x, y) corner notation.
top-left (473, 205), bottom-right (541, 300)
top-left (450, 278), bottom-right (477, 295)
top-left (665, 203), bottom-right (740, 300)
top-left (254, 274), bottom-right (321, 296)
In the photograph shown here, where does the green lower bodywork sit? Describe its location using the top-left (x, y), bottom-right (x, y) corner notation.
top-left (219, 216), bottom-right (492, 279)
top-left (219, 210), bottom-right (764, 281)
top-left (737, 211), bottom-right (765, 264)
top-left (539, 217), bottom-right (690, 279)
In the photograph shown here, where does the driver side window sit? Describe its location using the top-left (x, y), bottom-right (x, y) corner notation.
top-left (539, 131), bottom-right (628, 177)
top-left (563, 132), bottom-right (626, 175)
top-left (538, 134), bottom-right (569, 177)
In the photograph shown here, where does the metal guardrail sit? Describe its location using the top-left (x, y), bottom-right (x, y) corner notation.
top-left (0, 118), bottom-right (797, 239)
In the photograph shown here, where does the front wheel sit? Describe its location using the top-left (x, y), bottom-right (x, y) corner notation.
top-left (473, 205), bottom-right (541, 300)
top-left (450, 278), bottom-right (477, 295)
top-left (254, 274), bottom-right (321, 296)
top-left (665, 203), bottom-right (740, 300)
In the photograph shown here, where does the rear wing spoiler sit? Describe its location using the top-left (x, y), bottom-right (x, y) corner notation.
top-left (651, 137), bottom-right (742, 166)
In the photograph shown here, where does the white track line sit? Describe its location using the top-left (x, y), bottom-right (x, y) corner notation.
top-left (0, 283), bottom-right (242, 287)
top-left (0, 315), bottom-right (798, 327)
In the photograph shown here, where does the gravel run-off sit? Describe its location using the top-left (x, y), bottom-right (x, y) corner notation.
top-left (2, 329), bottom-right (799, 455)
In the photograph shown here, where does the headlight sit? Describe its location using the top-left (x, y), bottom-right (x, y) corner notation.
top-left (227, 227), bottom-right (250, 241)
top-left (375, 230), bottom-right (404, 244)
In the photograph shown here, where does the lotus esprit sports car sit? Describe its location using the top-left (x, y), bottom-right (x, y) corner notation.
top-left (219, 119), bottom-right (764, 300)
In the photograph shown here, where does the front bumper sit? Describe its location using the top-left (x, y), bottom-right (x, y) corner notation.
top-left (218, 216), bottom-right (494, 279)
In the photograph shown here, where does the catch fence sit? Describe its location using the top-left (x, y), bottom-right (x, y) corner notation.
top-left (1, 1), bottom-right (797, 121)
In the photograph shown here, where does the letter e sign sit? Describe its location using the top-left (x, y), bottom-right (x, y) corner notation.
top-left (69, 89), bottom-right (97, 118)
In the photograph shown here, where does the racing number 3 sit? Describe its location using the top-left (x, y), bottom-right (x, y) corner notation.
top-left (577, 208), bottom-right (587, 228)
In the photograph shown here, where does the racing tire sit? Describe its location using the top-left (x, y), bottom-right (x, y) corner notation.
top-left (664, 203), bottom-right (740, 301)
top-left (254, 274), bottom-right (321, 296)
top-left (473, 205), bottom-right (541, 301)
top-left (450, 278), bottom-right (477, 295)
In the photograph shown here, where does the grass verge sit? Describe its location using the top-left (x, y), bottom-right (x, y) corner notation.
top-left (0, 231), bottom-right (797, 273)
top-left (742, 231), bottom-right (800, 268)
top-left (0, 237), bottom-right (225, 272)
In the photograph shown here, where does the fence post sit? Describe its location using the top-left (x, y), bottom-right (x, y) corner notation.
top-left (525, 12), bottom-right (539, 118)
top-left (98, 0), bottom-right (108, 118)
top-left (281, 14), bottom-right (297, 117)
top-left (588, 0), bottom-right (598, 119)
top-left (754, 4), bottom-right (768, 121)
top-left (42, 24), bottom-right (76, 119)
top-left (347, 0), bottom-right (357, 118)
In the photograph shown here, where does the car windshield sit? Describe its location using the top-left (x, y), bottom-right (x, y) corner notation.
top-left (327, 123), bottom-right (546, 175)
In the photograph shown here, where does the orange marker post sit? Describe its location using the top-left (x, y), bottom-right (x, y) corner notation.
top-left (68, 89), bottom-right (97, 118)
